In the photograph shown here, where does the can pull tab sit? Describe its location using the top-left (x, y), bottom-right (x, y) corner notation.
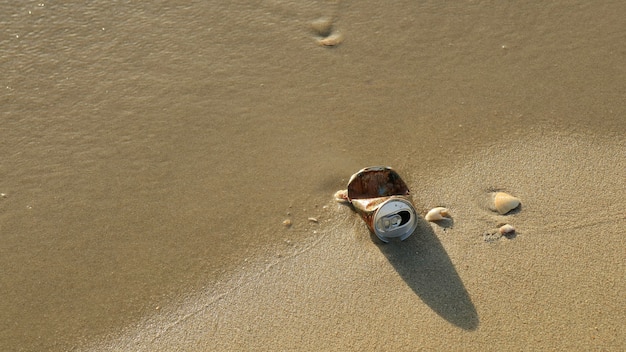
top-left (377, 211), bottom-right (411, 232)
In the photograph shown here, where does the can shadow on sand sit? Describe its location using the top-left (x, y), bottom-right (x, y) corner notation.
top-left (374, 217), bottom-right (479, 331)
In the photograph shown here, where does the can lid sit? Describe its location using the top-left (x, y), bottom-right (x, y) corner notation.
top-left (373, 198), bottom-right (418, 242)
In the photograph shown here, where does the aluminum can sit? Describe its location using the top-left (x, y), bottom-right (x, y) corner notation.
top-left (346, 166), bottom-right (418, 243)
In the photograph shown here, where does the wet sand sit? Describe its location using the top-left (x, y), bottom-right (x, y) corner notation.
top-left (1, 1), bottom-right (625, 351)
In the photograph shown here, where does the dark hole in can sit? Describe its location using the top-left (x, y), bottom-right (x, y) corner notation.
top-left (398, 210), bottom-right (411, 226)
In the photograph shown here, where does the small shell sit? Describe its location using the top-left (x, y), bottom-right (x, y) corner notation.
top-left (425, 207), bottom-right (451, 222)
top-left (492, 192), bottom-right (521, 215)
top-left (308, 217), bottom-right (318, 223)
top-left (334, 189), bottom-right (349, 203)
top-left (498, 224), bottom-right (515, 235)
top-left (282, 219), bottom-right (292, 227)
top-left (316, 31), bottom-right (343, 47)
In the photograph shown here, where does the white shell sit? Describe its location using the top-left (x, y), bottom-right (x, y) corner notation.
top-left (334, 189), bottom-right (349, 203)
top-left (425, 207), bottom-right (451, 222)
top-left (492, 192), bottom-right (521, 215)
top-left (498, 224), bottom-right (515, 235)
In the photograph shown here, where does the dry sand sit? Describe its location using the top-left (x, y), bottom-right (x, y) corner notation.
top-left (85, 132), bottom-right (625, 351)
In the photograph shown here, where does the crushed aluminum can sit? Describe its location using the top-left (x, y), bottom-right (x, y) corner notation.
top-left (345, 166), bottom-right (419, 243)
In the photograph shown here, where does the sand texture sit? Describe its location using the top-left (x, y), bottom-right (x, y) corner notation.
top-left (85, 133), bottom-right (625, 351)
top-left (2, 1), bottom-right (625, 350)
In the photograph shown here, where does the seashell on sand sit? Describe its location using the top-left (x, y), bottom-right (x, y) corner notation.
top-left (282, 219), bottom-right (292, 227)
top-left (425, 207), bottom-right (451, 222)
top-left (334, 189), bottom-right (349, 203)
top-left (492, 192), bottom-right (521, 215)
top-left (316, 31), bottom-right (344, 47)
top-left (498, 224), bottom-right (515, 235)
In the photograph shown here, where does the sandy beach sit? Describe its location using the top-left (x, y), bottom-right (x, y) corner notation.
top-left (1, 1), bottom-right (624, 351)
top-left (85, 133), bottom-right (625, 351)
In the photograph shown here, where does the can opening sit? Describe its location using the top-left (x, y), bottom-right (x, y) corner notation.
top-left (398, 210), bottom-right (411, 225)
top-left (378, 210), bottom-right (412, 231)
